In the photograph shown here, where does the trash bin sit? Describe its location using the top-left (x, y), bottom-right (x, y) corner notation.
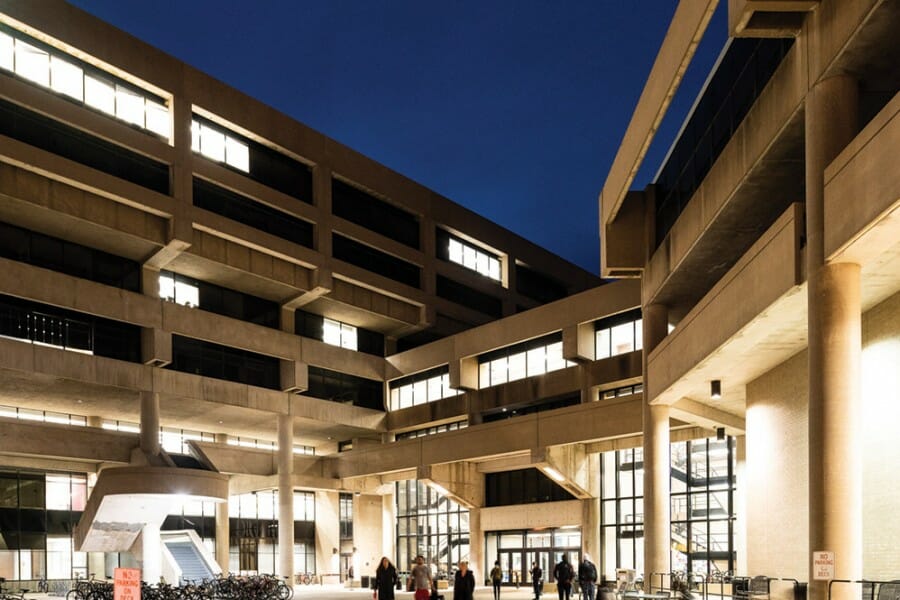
top-left (793, 582), bottom-right (807, 600)
top-left (362, 576), bottom-right (371, 589)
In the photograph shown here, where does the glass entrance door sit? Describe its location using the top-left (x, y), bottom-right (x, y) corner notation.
top-left (525, 551), bottom-right (551, 584)
top-left (498, 551), bottom-right (523, 586)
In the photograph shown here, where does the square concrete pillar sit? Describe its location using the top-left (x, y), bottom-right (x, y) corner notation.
top-left (141, 328), bottom-right (172, 367)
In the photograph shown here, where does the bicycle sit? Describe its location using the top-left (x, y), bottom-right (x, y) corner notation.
top-left (0, 577), bottom-right (27, 600)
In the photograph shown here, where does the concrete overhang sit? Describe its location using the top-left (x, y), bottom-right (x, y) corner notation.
top-left (728, 0), bottom-right (819, 38)
top-left (74, 466), bottom-right (228, 552)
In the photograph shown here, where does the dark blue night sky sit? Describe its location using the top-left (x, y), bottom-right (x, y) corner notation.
top-left (69, 1), bottom-right (726, 274)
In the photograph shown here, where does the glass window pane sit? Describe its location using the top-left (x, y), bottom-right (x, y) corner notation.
top-left (412, 380), bottom-right (427, 406)
top-left (427, 376), bottom-right (443, 402)
top-left (490, 358), bottom-right (508, 385)
top-left (15, 40), bottom-right (50, 86)
top-left (50, 56), bottom-right (83, 100)
top-left (545, 342), bottom-right (566, 371)
top-left (463, 246), bottom-right (477, 270)
top-left (200, 124), bottom-right (226, 162)
top-left (399, 385), bottom-right (413, 409)
top-left (0, 31), bottom-right (13, 71)
top-left (476, 252), bottom-right (490, 277)
top-left (340, 324), bottom-right (357, 350)
top-left (610, 322), bottom-right (635, 355)
top-left (115, 85), bottom-right (145, 125)
top-left (595, 329), bottom-right (611, 359)
top-left (191, 120), bottom-right (201, 152)
top-left (526, 346), bottom-right (546, 376)
top-left (507, 351), bottom-right (527, 382)
top-left (323, 319), bottom-right (341, 346)
top-left (448, 238), bottom-right (463, 264)
top-left (225, 137), bottom-right (249, 172)
top-left (488, 258), bottom-right (501, 281)
top-left (84, 74), bottom-right (115, 114)
top-left (634, 319), bottom-right (643, 351)
top-left (479, 362), bottom-right (490, 387)
top-left (146, 100), bottom-right (170, 139)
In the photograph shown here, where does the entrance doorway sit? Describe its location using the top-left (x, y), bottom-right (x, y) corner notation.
top-left (498, 551), bottom-right (523, 587)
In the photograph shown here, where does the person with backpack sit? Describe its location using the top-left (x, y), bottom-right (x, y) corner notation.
top-left (531, 562), bottom-right (543, 600)
top-left (553, 555), bottom-right (574, 600)
top-left (490, 560), bottom-right (503, 600)
top-left (578, 555), bottom-right (598, 600)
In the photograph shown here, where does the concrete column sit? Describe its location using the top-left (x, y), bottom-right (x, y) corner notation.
top-left (142, 521), bottom-right (162, 584)
top-left (582, 496), bottom-right (600, 561)
top-left (734, 435), bottom-right (747, 576)
top-left (808, 264), bottom-right (862, 600)
top-left (805, 74), bottom-right (860, 600)
top-left (382, 493), bottom-right (396, 566)
top-left (469, 508), bottom-right (483, 586)
top-left (277, 414), bottom-right (294, 580)
top-left (805, 75), bottom-right (858, 271)
top-left (140, 391), bottom-right (160, 457)
top-left (216, 498), bottom-right (230, 573)
top-left (641, 302), bottom-right (669, 581)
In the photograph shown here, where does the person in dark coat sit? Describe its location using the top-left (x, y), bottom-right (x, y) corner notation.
top-left (453, 561), bottom-right (476, 600)
top-left (375, 556), bottom-right (400, 600)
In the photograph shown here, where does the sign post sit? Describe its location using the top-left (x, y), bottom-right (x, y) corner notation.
top-left (812, 551), bottom-right (835, 581)
top-left (114, 567), bottom-right (142, 600)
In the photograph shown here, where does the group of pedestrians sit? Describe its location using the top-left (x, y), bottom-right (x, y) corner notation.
top-left (372, 553), bottom-right (598, 600)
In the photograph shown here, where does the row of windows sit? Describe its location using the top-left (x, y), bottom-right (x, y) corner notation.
top-left (448, 236), bottom-right (501, 281)
top-left (229, 490), bottom-right (315, 521)
top-left (601, 384), bottom-right (643, 400)
top-left (158, 270), bottom-right (280, 328)
top-left (478, 334), bottom-right (573, 388)
top-left (595, 310), bottom-right (643, 360)
top-left (396, 480), bottom-right (470, 578)
top-left (0, 405), bottom-right (87, 427)
top-left (395, 421), bottom-right (468, 441)
top-left (485, 468), bottom-right (575, 507)
top-left (226, 438), bottom-right (315, 456)
top-left (295, 311), bottom-right (384, 357)
top-left (0, 26), bottom-right (169, 138)
top-left (167, 335), bottom-right (281, 391)
top-left (389, 367), bottom-right (461, 411)
top-left (192, 119), bottom-right (249, 172)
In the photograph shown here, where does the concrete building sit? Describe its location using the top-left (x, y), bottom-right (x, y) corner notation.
top-left (0, 1), bottom-right (896, 598)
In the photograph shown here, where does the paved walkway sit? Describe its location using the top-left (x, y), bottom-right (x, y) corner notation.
top-left (294, 584), bottom-right (550, 600)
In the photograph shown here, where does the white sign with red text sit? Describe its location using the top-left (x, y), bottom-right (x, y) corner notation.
top-left (812, 551), bottom-right (835, 581)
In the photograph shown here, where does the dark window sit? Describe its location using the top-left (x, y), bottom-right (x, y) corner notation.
top-left (332, 234), bottom-right (420, 288)
top-left (0, 221), bottom-right (141, 291)
top-left (653, 38), bottom-right (794, 246)
top-left (481, 393), bottom-right (580, 423)
top-left (485, 468), bottom-right (575, 507)
top-left (305, 366), bottom-right (383, 411)
top-left (0, 294), bottom-right (141, 361)
top-left (161, 271), bottom-right (279, 328)
top-left (516, 264), bottom-right (568, 304)
top-left (167, 335), bottom-right (281, 390)
top-left (193, 116), bottom-right (312, 202)
top-left (0, 97), bottom-right (169, 193)
top-left (396, 330), bottom-right (444, 353)
top-left (436, 275), bottom-right (502, 318)
top-left (339, 493), bottom-right (353, 539)
top-left (593, 308), bottom-right (642, 331)
top-left (193, 178), bottom-right (314, 248)
top-left (332, 179), bottom-right (419, 248)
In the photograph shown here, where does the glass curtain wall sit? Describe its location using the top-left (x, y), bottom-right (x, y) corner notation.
top-left (485, 528), bottom-right (582, 586)
top-left (599, 437), bottom-right (736, 580)
top-left (0, 470), bottom-right (88, 582)
top-left (395, 481), bottom-right (469, 582)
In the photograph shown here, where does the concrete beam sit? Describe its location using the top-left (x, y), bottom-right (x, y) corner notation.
top-left (417, 462), bottom-right (484, 509)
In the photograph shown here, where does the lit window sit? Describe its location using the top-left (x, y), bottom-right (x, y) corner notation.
top-left (50, 56), bottom-right (83, 100)
top-left (412, 380), bottom-right (427, 406)
top-left (84, 74), bottom-right (115, 114)
top-left (225, 136), bottom-right (250, 171)
top-left (427, 376), bottom-right (443, 402)
top-left (15, 40), bottom-right (50, 86)
top-left (507, 352), bottom-right (527, 382)
top-left (159, 272), bottom-right (199, 307)
top-left (526, 346), bottom-right (546, 377)
top-left (115, 85), bottom-right (145, 125)
top-left (595, 314), bottom-right (642, 359)
top-left (0, 31), bottom-right (13, 71)
top-left (192, 119), bottom-right (250, 173)
top-left (448, 238), bottom-right (463, 264)
top-left (478, 337), bottom-right (573, 388)
top-left (389, 368), bottom-right (459, 410)
top-left (610, 322), bottom-right (635, 355)
top-left (146, 100), bottom-right (170, 138)
top-left (322, 317), bottom-right (358, 350)
top-left (445, 234), bottom-right (502, 282)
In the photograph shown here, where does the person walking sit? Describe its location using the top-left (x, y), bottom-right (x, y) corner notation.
top-left (553, 555), bottom-right (574, 600)
top-left (531, 562), bottom-right (543, 600)
top-left (374, 557), bottom-right (399, 600)
top-left (578, 555), bottom-right (597, 600)
top-left (453, 561), bottom-right (476, 600)
top-left (412, 556), bottom-right (433, 600)
top-left (490, 560), bottom-right (503, 600)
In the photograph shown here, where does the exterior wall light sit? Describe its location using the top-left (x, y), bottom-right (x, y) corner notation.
top-left (710, 379), bottom-right (722, 400)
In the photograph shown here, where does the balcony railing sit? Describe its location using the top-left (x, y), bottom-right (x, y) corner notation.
top-left (0, 302), bottom-right (93, 353)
